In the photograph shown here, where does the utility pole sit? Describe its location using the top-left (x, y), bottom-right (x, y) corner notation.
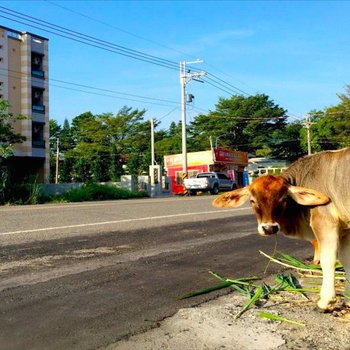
top-left (150, 118), bottom-right (155, 166)
top-left (55, 137), bottom-right (59, 184)
top-left (302, 114), bottom-right (313, 155)
top-left (149, 118), bottom-right (161, 197)
top-left (179, 60), bottom-right (206, 176)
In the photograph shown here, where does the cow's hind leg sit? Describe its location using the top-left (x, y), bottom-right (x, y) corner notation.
top-left (311, 239), bottom-right (320, 264)
top-left (338, 233), bottom-right (350, 306)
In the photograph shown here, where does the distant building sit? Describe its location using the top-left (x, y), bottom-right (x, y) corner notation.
top-left (164, 148), bottom-right (248, 194)
top-left (248, 157), bottom-right (287, 170)
top-left (0, 25), bottom-right (49, 182)
top-left (247, 157), bottom-right (287, 179)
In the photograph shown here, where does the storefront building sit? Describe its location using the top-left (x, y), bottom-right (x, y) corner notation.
top-left (164, 148), bottom-right (248, 194)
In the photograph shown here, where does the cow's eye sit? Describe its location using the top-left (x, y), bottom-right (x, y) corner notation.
top-left (250, 199), bottom-right (256, 205)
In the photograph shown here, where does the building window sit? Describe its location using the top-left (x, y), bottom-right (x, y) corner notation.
top-left (31, 52), bottom-right (45, 79)
top-left (32, 122), bottom-right (45, 148)
top-left (32, 87), bottom-right (45, 113)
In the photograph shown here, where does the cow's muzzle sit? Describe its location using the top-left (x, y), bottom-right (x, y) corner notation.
top-left (259, 223), bottom-right (280, 236)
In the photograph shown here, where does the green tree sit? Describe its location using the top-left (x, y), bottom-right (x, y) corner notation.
top-left (0, 100), bottom-right (26, 156)
top-left (49, 119), bottom-right (61, 147)
top-left (189, 94), bottom-right (288, 156)
top-left (0, 100), bottom-right (26, 202)
top-left (154, 121), bottom-right (183, 160)
top-left (315, 85), bottom-right (350, 149)
top-left (303, 86), bottom-right (350, 153)
top-left (60, 118), bottom-right (74, 151)
top-left (59, 107), bottom-right (150, 182)
top-left (100, 106), bottom-right (149, 177)
top-left (70, 112), bottom-right (96, 144)
top-left (49, 119), bottom-right (61, 183)
top-left (126, 123), bottom-right (151, 176)
top-left (270, 121), bottom-right (305, 161)
top-left (67, 112), bottom-right (109, 182)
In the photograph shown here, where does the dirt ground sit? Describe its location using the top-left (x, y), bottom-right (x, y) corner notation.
top-left (102, 276), bottom-right (350, 350)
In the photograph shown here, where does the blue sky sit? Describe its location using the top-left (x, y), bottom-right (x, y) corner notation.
top-left (1, 1), bottom-right (349, 129)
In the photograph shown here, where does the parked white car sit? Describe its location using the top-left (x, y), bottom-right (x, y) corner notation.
top-left (184, 172), bottom-right (236, 195)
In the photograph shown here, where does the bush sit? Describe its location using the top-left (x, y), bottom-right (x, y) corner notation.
top-left (2, 179), bottom-right (50, 205)
top-left (59, 183), bottom-right (148, 202)
top-left (0, 182), bottom-right (148, 205)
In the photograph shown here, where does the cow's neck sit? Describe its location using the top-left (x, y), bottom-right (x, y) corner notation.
top-left (279, 200), bottom-right (314, 241)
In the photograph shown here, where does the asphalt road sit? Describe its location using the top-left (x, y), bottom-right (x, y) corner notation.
top-left (0, 196), bottom-right (313, 350)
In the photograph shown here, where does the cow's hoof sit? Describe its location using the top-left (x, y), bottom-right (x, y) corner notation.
top-left (317, 298), bottom-right (336, 311)
top-left (315, 305), bottom-right (332, 313)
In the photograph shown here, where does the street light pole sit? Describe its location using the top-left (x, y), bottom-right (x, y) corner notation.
top-left (302, 114), bottom-right (313, 155)
top-left (215, 133), bottom-right (231, 149)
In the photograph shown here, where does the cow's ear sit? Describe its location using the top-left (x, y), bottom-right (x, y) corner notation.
top-left (288, 186), bottom-right (330, 206)
top-left (212, 187), bottom-right (250, 208)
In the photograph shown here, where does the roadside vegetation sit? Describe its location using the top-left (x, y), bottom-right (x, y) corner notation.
top-left (182, 251), bottom-right (346, 324)
top-left (1, 182), bottom-right (147, 205)
top-left (59, 183), bottom-right (147, 203)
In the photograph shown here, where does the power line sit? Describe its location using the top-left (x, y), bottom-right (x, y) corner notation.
top-left (45, 0), bottom-right (191, 58)
top-left (0, 67), bottom-right (180, 108)
top-left (192, 112), bottom-right (286, 121)
top-left (157, 107), bottom-right (179, 122)
top-left (0, 6), bottom-right (180, 71)
top-left (0, 67), bottom-right (214, 119)
top-left (0, 5), bottom-right (179, 68)
top-left (46, 0), bottom-right (256, 98)
top-left (0, 6), bottom-right (254, 100)
top-left (206, 73), bottom-right (250, 96)
top-left (202, 61), bottom-right (256, 95)
top-left (49, 83), bottom-right (176, 108)
top-left (201, 78), bottom-right (235, 96)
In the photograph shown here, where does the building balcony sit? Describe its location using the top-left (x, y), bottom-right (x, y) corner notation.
top-left (32, 112), bottom-right (45, 123)
top-left (32, 69), bottom-right (45, 79)
top-left (32, 139), bottom-right (45, 149)
top-left (32, 104), bottom-right (45, 113)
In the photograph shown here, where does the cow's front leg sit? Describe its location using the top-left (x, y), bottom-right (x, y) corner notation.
top-left (317, 235), bottom-right (338, 310)
top-left (338, 233), bottom-right (350, 306)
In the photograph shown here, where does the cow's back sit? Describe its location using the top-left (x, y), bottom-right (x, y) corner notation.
top-left (282, 148), bottom-right (350, 223)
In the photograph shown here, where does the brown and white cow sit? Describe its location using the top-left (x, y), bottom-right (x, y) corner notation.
top-left (213, 147), bottom-right (350, 310)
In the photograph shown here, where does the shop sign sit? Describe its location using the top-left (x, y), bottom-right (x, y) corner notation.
top-left (164, 150), bottom-right (213, 168)
top-left (214, 148), bottom-right (248, 165)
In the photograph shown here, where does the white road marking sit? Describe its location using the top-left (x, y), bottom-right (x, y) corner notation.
top-left (0, 207), bottom-right (250, 236)
top-left (0, 196), bottom-right (213, 212)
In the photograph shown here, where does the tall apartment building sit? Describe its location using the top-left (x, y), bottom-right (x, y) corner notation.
top-left (0, 25), bottom-right (49, 182)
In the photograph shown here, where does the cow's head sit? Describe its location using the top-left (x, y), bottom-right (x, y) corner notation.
top-left (212, 174), bottom-right (330, 236)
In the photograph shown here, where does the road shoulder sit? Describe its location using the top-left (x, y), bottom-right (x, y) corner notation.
top-left (102, 283), bottom-right (350, 350)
